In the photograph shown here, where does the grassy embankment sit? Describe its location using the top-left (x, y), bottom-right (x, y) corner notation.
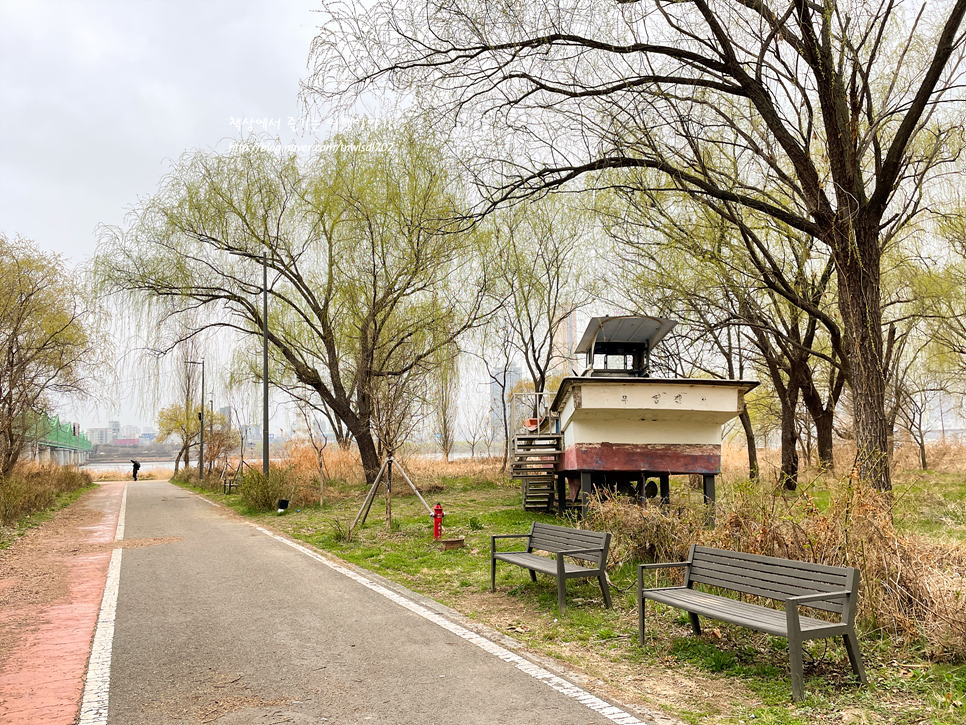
top-left (0, 464), bottom-right (94, 548)
top-left (171, 443), bottom-right (966, 725)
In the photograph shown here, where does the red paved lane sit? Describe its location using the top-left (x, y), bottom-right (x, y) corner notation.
top-left (0, 482), bottom-right (125, 725)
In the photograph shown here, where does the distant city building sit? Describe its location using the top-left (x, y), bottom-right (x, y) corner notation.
top-left (87, 428), bottom-right (116, 446)
top-left (119, 425), bottom-right (139, 440)
top-left (139, 433), bottom-right (156, 444)
top-left (218, 406), bottom-right (233, 427)
top-left (551, 307), bottom-right (581, 378)
top-left (108, 420), bottom-right (120, 434)
top-left (241, 424), bottom-right (261, 442)
top-left (489, 364), bottom-right (521, 439)
top-left (114, 438), bottom-right (139, 447)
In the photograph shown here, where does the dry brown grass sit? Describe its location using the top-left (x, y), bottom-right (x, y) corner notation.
top-left (0, 463), bottom-right (93, 526)
top-left (280, 440), bottom-right (510, 503)
top-left (86, 466), bottom-right (172, 482)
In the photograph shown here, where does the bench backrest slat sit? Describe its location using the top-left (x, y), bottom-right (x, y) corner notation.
top-left (688, 546), bottom-right (855, 614)
top-left (528, 522), bottom-right (609, 564)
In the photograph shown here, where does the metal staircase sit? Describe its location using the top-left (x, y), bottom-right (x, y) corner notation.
top-left (511, 433), bottom-right (563, 512)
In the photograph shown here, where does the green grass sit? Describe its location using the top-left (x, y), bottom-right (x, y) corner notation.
top-left (890, 471), bottom-right (966, 541)
top-left (173, 471), bottom-right (966, 725)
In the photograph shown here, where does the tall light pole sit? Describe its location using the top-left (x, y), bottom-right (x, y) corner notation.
top-left (187, 359), bottom-right (204, 478)
top-left (263, 251), bottom-right (270, 477)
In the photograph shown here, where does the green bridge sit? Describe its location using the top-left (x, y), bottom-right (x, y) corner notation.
top-left (29, 413), bottom-right (93, 466)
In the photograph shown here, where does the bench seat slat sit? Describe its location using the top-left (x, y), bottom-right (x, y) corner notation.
top-left (641, 587), bottom-right (848, 636)
top-left (494, 552), bottom-right (602, 578)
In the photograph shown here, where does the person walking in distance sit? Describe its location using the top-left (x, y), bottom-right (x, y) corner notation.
top-left (131, 460), bottom-right (141, 481)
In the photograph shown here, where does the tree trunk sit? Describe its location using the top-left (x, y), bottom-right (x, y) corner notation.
top-left (355, 429), bottom-right (382, 487)
top-left (833, 224), bottom-right (891, 491)
top-left (779, 384), bottom-right (801, 490)
top-left (812, 408), bottom-right (835, 470)
top-left (738, 407), bottom-right (759, 481)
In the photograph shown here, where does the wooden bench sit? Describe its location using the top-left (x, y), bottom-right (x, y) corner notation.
top-left (491, 522), bottom-right (612, 615)
top-left (638, 544), bottom-right (867, 701)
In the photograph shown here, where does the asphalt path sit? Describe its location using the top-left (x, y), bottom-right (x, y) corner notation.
top-left (102, 480), bottom-right (667, 725)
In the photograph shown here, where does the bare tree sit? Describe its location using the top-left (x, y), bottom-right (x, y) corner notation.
top-left (294, 401), bottom-right (331, 500)
top-left (429, 343), bottom-right (460, 460)
top-left (461, 388), bottom-right (492, 459)
top-left (488, 197), bottom-right (598, 396)
top-left (469, 320), bottom-right (518, 469)
top-left (307, 0), bottom-right (966, 491)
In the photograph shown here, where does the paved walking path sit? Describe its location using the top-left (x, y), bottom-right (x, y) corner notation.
top-left (2, 480), bottom-right (678, 725)
top-left (0, 482), bottom-right (125, 724)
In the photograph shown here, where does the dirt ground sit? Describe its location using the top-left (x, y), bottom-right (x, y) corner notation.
top-left (446, 589), bottom-right (763, 723)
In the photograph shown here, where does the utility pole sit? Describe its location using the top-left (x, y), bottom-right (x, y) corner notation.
top-left (263, 250), bottom-right (270, 477)
top-left (187, 359), bottom-right (205, 478)
top-left (200, 359), bottom-right (205, 478)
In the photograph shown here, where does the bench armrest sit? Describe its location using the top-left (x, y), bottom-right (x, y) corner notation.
top-left (785, 590), bottom-right (850, 605)
top-left (491, 533), bottom-right (530, 556)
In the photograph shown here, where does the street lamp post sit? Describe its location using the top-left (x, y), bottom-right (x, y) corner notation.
top-left (263, 251), bottom-right (270, 477)
top-left (187, 359), bottom-right (205, 478)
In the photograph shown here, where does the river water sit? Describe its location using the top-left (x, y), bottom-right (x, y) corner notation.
top-left (81, 461), bottom-right (178, 473)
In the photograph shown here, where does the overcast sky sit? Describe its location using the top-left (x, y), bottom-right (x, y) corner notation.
top-left (0, 0), bottom-right (326, 267)
top-left (0, 0), bottom-right (331, 432)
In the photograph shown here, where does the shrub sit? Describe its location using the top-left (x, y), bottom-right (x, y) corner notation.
top-left (238, 467), bottom-right (292, 512)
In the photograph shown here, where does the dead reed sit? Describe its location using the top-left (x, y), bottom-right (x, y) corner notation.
top-left (588, 470), bottom-right (966, 662)
top-left (0, 463), bottom-right (93, 526)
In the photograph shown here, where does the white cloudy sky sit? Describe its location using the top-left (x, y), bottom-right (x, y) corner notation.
top-left (0, 0), bottom-right (327, 266)
top-left (0, 0), bottom-right (334, 431)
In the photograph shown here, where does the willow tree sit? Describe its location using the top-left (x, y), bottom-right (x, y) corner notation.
top-left (95, 120), bottom-right (488, 485)
top-left (307, 0), bottom-right (966, 491)
top-left (0, 235), bottom-right (92, 476)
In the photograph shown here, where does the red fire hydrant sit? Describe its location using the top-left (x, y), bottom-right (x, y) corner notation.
top-left (432, 503), bottom-right (445, 540)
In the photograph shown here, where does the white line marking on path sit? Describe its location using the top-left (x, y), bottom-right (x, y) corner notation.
top-left (78, 483), bottom-right (127, 725)
top-left (253, 524), bottom-right (653, 725)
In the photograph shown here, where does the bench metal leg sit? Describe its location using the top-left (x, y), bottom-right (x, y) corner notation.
top-left (688, 612), bottom-right (701, 636)
top-left (529, 569), bottom-right (537, 583)
top-left (843, 632), bottom-right (868, 684)
top-left (638, 569), bottom-right (646, 645)
top-left (556, 555), bottom-right (567, 615)
top-left (598, 574), bottom-right (612, 609)
top-left (786, 606), bottom-right (805, 701)
top-left (490, 557), bottom-right (497, 592)
top-left (788, 637), bottom-right (805, 702)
